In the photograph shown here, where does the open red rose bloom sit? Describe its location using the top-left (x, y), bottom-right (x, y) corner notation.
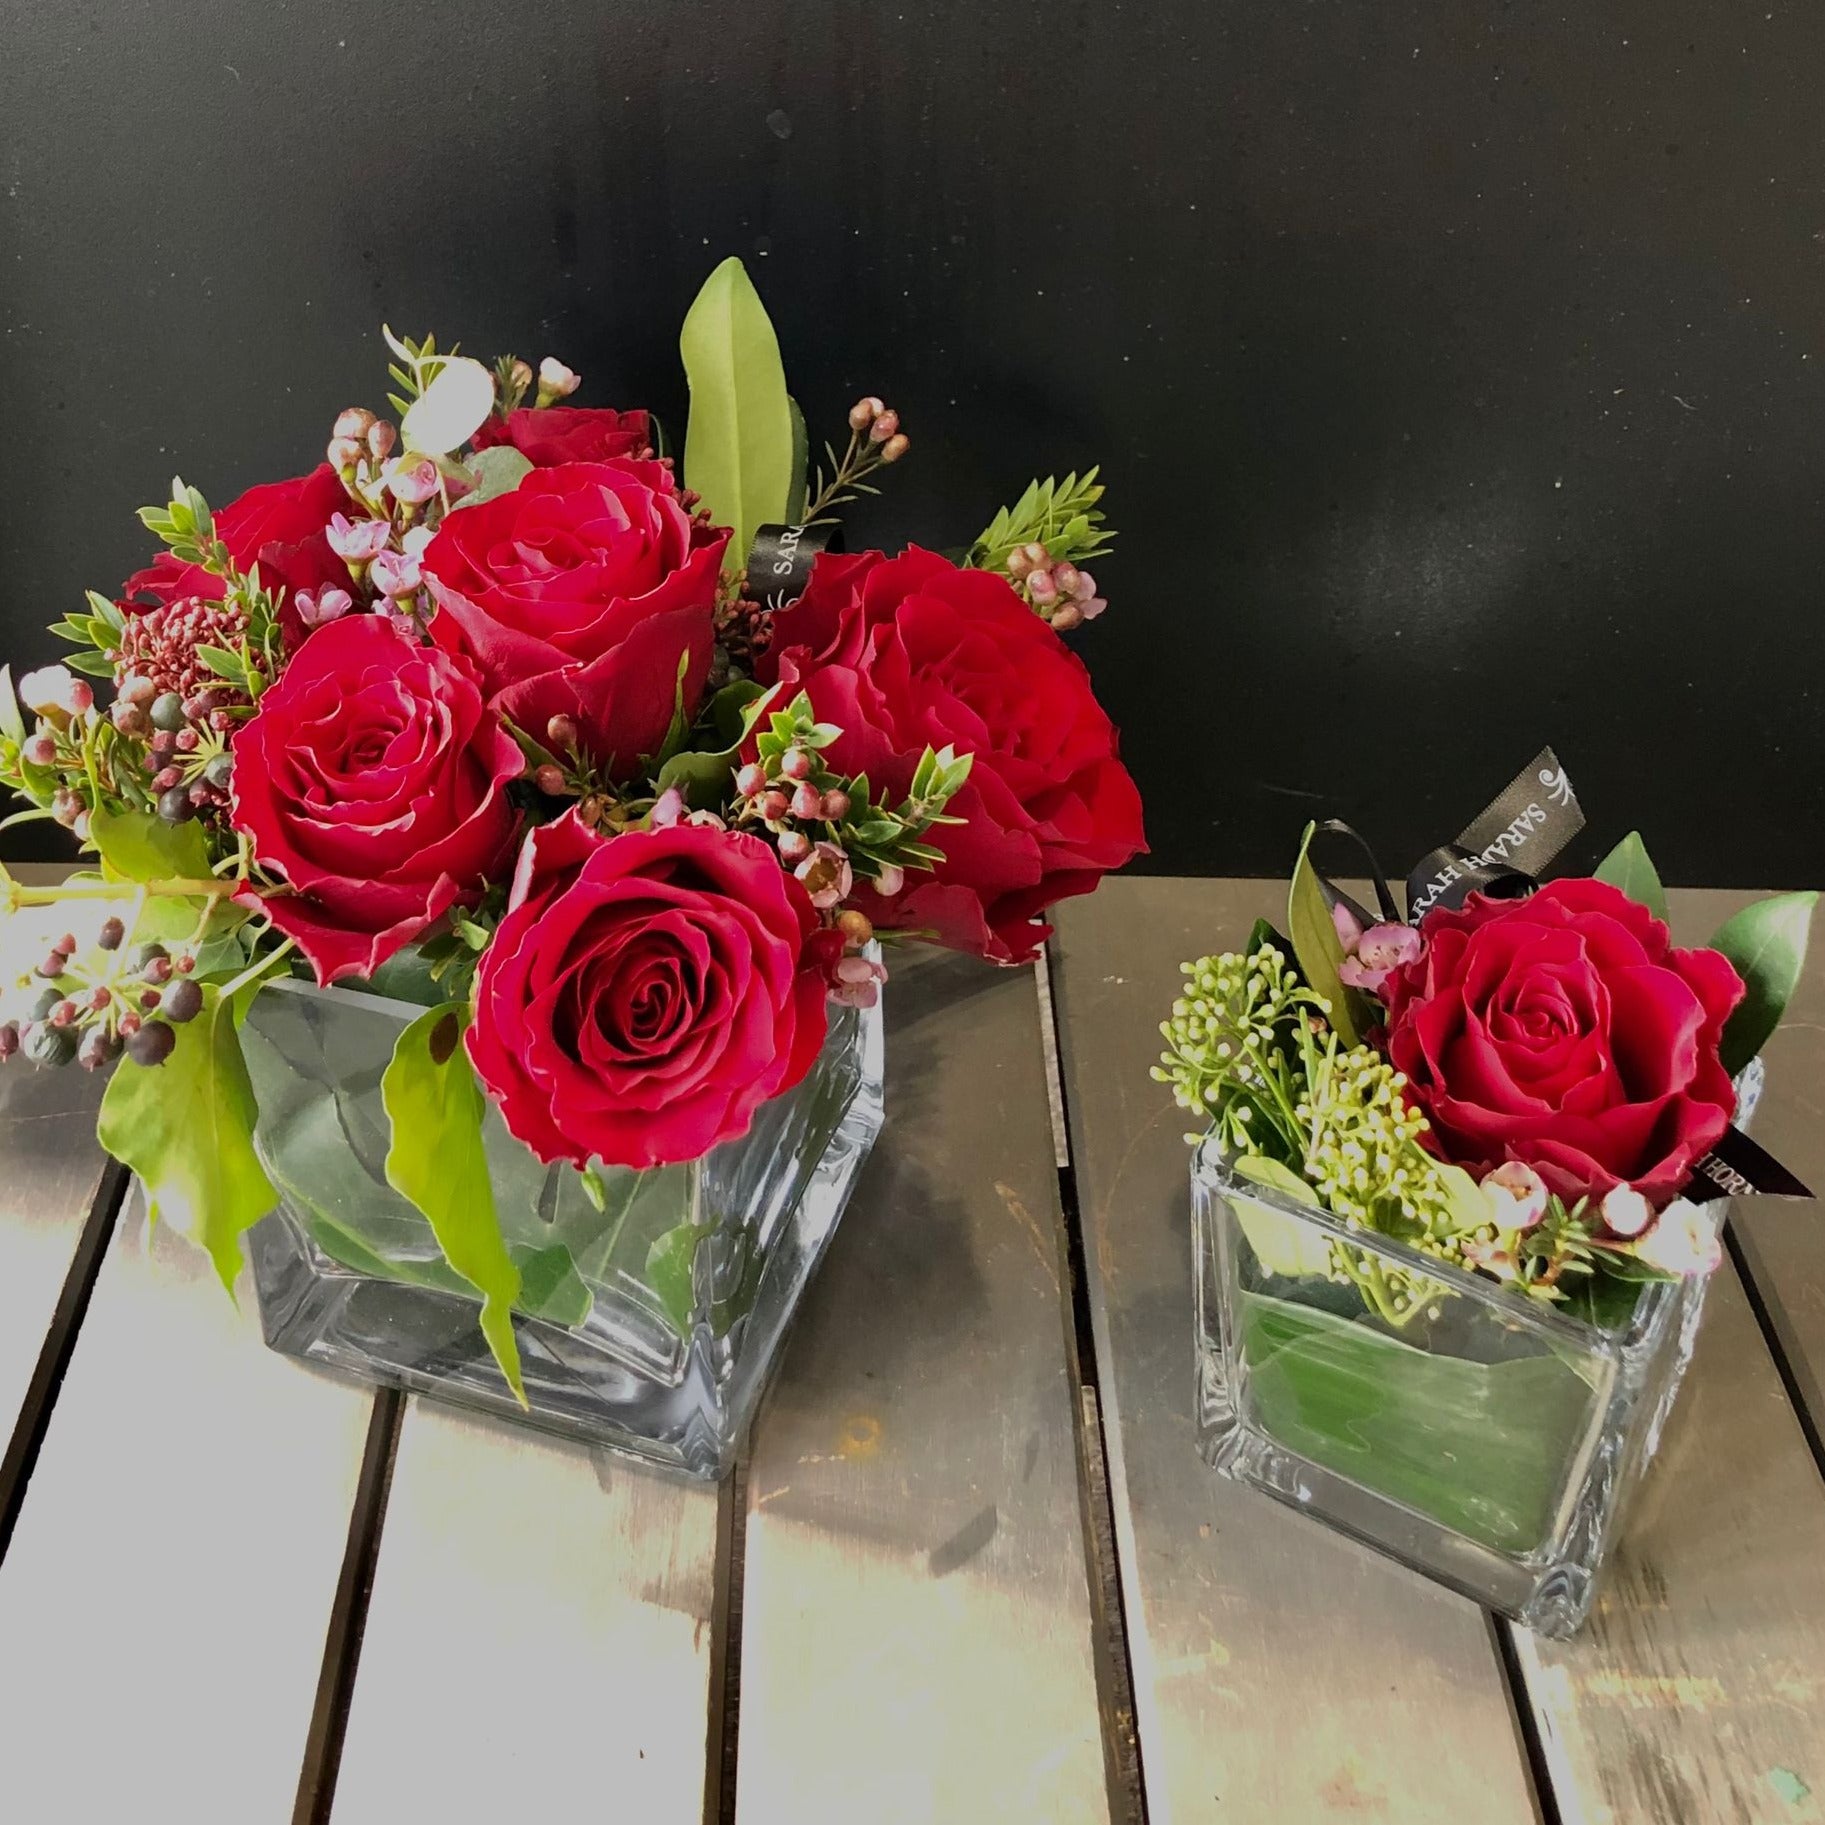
top-left (1381, 880), bottom-right (1744, 1206)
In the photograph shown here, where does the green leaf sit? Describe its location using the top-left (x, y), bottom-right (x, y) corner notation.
top-left (362, 944), bottom-right (452, 1008)
top-left (1245, 917), bottom-right (1289, 957)
top-left (709, 678), bottom-right (770, 746)
top-left (1434, 1162), bottom-right (1492, 1235)
top-left (1232, 1154), bottom-right (1320, 1206)
top-left (381, 1007), bottom-right (526, 1404)
top-left (654, 747), bottom-right (739, 810)
top-left (445, 444), bottom-right (533, 514)
top-left (785, 396), bottom-right (809, 524)
top-left (645, 1220), bottom-right (716, 1337)
top-left (511, 1241), bottom-right (594, 1328)
top-left (96, 986), bottom-right (277, 1292)
top-left (64, 650), bottom-right (116, 678)
top-left (85, 590), bottom-right (125, 634)
top-left (1594, 831), bottom-right (1668, 922)
top-left (1711, 891), bottom-right (1819, 1076)
top-left (89, 804), bottom-right (213, 883)
top-left (130, 893), bottom-right (251, 979)
top-left (1287, 822), bottom-right (1361, 1048)
top-left (0, 665), bottom-right (24, 748)
top-left (679, 256), bottom-right (794, 565)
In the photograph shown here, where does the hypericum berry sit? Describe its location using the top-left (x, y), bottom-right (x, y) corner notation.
top-left (0, 1023), bottom-right (18, 1062)
top-left (24, 1024), bottom-right (76, 1068)
top-left (546, 714), bottom-right (580, 751)
top-left (148, 730), bottom-right (178, 757)
top-left (780, 748), bottom-right (814, 782)
top-left (778, 830), bottom-right (813, 865)
top-left (736, 763), bottom-right (768, 800)
top-left (151, 766), bottom-right (183, 794)
top-left (111, 702), bottom-right (149, 737)
top-left (78, 1027), bottom-right (120, 1072)
top-left (203, 753), bottom-right (234, 791)
top-left (534, 763), bottom-right (567, 797)
top-left (791, 782), bottom-right (824, 820)
top-left (160, 979), bottom-right (203, 1024)
top-left (125, 1021), bottom-right (177, 1068)
top-left (138, 989), bottom-right (161, 1012)
top-left (143, 954), bottom-right (173, 986)
top-left (54, 932), bottom-right (76, 957)
top-left (132, 942), bottom-right (169, 969)
top-left (761, 789), bottom-right (791, 821)
top-left (157, 786), bottom-right (195, 824)
top-left (174, 728), bottom-right (200, 754)
top-left (118, 674), bottom-right (157, 708)
top-left (821, 790), bottom-right (852, 821)
top-left (117, 1011), bottom-right (142, 1039)
top-left (48, 999), bottom-right (77, 1028)
top-left (87, 987), bottom-right (111, 1012)
top-left (836, 908), bottom-right (874, 948)
top-left (97, 915), bottom-right (127, 953)
top-left (36, 953), bottom-right (67, 980)
top-left (174, 954), bottom-right (196, 975)
top-left (578, 796), bottom-right (606, 828)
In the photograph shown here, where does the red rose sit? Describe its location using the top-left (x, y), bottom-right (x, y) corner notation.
top-left (230, 615), bottom-right (522, 985)
top-left (423, 460), bottom-right (728, 780)
top-left (122, 464), bottom-right (354, 635)
top-left (467, 816), bottom-right (836, 1170)
top-left (1382, 879), bottom-right (1744, 1207)
top-left (472, 406), bottom-right (651, 467)
top-left (758, 547), bottom-right (1145, 963)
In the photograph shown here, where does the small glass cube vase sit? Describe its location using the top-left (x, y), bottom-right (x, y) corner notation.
top-left (1191, 1070), bottom-right (1757, 1636)
top-left (240, 974), bottom-right (885, 1479)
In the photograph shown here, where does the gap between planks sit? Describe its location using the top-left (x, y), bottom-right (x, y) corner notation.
top-left (0, 1156), bottom-right (130, 1562)
top-left (1038, 950), bottom-right (1149, 1825)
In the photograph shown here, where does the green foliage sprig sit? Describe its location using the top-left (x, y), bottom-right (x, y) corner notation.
top-left (969, 470), bottom-right (1114, 576)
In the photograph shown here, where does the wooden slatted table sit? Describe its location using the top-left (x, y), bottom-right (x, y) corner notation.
top-left (0, 878), bottom-right (1820, 1824)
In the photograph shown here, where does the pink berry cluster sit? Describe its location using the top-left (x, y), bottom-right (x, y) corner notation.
top-left (1005, 543), bottom-right (1106, 631)
top-left (847, 397), bottom-right (910, 465)
top-left (112, 595), bottom-right (254, 704)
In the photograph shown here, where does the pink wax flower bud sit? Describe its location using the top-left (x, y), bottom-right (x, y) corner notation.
top-left (1483, 1160), bottom-right (1549, 1232)
top-left (384, 457), bottom-right (440, 505)
top-left (867, 408), bottom-right (900, 444)
top-left (327, 435), bottom-right (364, 470)
top-left (795, 841), bottom-right (853, 910)
top-left (874, 862), bottom-right (905, 898)
top-left (849, 395), bottom-right (884, 432)
top-left (334, 407), bottom-right (377, 442)
top-left (537, 357), bottom-right (581, 402)
top-left (830, 951), bottom-right (888, 1010)
top-left (1052, 562), bottom-right (1081, 598)
top-left (649, 786), bottom-right (688, 829)
top-left (1026, 569), bottom-right (1059, 606)
top-left (1077, 593), bottom-right (1109, 621)
top-left (1337, 920), bottom-right (1423, 992)
top-left (326, 512), bottom-right (392, 564)
top-left (295, 587), bottom-right (353, 630)
top-left (1006, 547), bottom-right (1038, 579)
top-left (367, 421), bottom-right (397, 462)
top-left (821, 789), bottom-right (852, 821)
top-left (1599, 1183), bottom-right (1654, 1239)
top-left (879, 433), bottom-right (910, 463)
top-left (509, 358), bottom-right (535, 391)
top-left (1049, 603), bottom-right (1085, 633)
top-left (370, 549), bottom-right (422, 598)
top-left (1632, 1199), bottom-right (1722, 1276)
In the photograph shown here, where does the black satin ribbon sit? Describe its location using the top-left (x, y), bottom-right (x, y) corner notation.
top-left (1686, 1126), bottom-right (1812, 1203)
top-left (745, 521), bottom-right (841, 612)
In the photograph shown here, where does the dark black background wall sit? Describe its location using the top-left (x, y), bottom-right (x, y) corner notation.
top-left (3, 1), bottom-right (1822, 881)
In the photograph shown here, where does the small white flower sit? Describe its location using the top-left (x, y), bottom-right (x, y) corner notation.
top-left (1633, 1199), bottom-right (1722, 1277)
top-left (1484, 1160), bottom-right (1549, 1231)
top-left (1599, 1183), bottom-right (1654, 1239)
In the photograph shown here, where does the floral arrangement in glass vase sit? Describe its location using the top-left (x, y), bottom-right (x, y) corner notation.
top-left (1159, 759), bottom-right (1814, 1633)
top-left (0, 258), bottom-right (1144, 1472)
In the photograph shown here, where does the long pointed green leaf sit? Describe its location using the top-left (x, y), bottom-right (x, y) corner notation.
top-left (1594, 830), bottom-right (1668, 922)
top-left (382, 1006), bottom-right (526, 1403)
top-left (1288, 822), bottom-right (1361, 1047)
top-left (97, 986), bottom-right (277, 1292)
top-left (1711, 891), bottom-right (1818, 1076)
top-left (679, 256), bottom-right (793, 566)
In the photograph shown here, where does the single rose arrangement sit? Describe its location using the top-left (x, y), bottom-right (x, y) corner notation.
top-left (0, 258), bottom-right (1143, 1416)
top-left (1158, 786), bottom-right (1814, 1324)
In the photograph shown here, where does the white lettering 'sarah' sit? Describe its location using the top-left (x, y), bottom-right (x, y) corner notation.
top-left (771, 523), bottom-right (805, 577)
top-left (1409, 802), bottom-right (1550, 918)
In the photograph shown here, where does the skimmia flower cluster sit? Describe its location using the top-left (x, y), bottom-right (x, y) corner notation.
top-left (1160, 813), bottom-right (1814, 1326)
top-left (0, 256), bottom-right (1145, 1398)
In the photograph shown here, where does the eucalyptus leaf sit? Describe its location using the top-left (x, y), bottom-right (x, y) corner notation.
top-left (646, 1220), bottom-right (716, 1338)
top-left (1711, 891), bottom-right (1819, 1076)
top-left (1287, 821), bottom-right (1362, 1047)
top-left (444, 444), bottom-right (533, 513)
top-left (382, 1006), bottom-right (526, 1403)
top-left (1593, 830), bottom-right (1668, 922)
top-left (96, 985), bottom-right (276, 1292)
top-left (679, 256), bottom-right (793, 566)
top-left (89, 804), bottom-right (212, 884)
top-left (401, 354), bottom-right (496, 455)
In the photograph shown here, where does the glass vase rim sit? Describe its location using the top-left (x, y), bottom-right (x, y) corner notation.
top-left (1191, 1133), bottom-right (1695, 1350)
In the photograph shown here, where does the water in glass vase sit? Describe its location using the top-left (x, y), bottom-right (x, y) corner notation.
top-left (241, 974), bottom-right (884, 1478)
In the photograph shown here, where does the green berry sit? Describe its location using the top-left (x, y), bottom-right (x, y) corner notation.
top-left (23, 1024), bottom-right (76, 1068)
top-left (150, 692), bottom-right (187, 733)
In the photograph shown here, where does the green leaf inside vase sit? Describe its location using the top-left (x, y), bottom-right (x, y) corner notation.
top-left (381, 1006), bottom-right (527, 1403)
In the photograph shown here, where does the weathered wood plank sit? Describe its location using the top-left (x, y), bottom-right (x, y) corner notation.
top-left (0, 1189), bottom-right (375, 1821)
top-left (735, 947), bottom-right (1112, 1824)
top-left (1051, 878), bottom-right (1540, 1825)
top-left (329, 1399), bottom-right (720, 1824)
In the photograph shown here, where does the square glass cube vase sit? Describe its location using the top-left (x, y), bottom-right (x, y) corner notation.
top-left (1191, 1127), bottom-right (1732, 1637)
top-left (240, 976), bottom-right (885, 1479)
